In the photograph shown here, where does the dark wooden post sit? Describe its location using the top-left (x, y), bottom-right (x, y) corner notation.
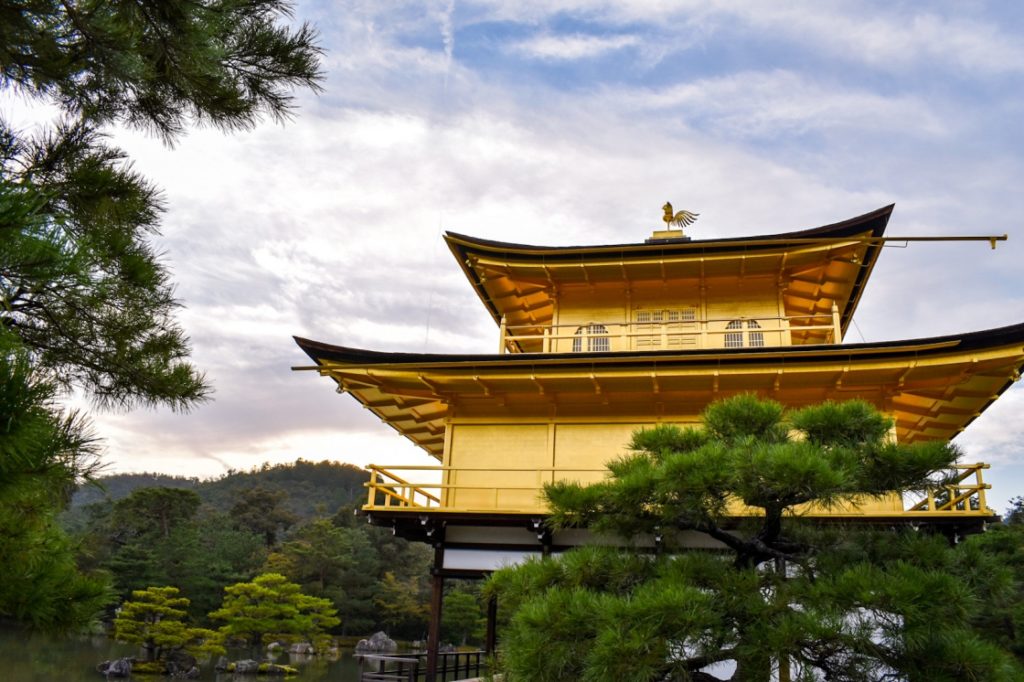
top-left (426, 543), bottom-right (445, 682)
top-left (775, 556), bottom-right (790, 682)
top-left (484, 595), bottom-right (498, 655)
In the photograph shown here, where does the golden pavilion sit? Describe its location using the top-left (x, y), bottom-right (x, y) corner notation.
top-left (294, 204), bottom-right (1021, 675)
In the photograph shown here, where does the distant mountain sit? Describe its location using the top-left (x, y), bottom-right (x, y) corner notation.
top-left (71, 472), bottom-right (200, 509)
top-left (198, 459), bottom-right (369, 517)
top-left (65, 459), bottom-right (369, 524)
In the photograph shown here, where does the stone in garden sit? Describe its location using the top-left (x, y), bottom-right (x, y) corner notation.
top-left (96, 658), bottom-right (132, 677)
top-left (355, 631), bottom-right (397, 652)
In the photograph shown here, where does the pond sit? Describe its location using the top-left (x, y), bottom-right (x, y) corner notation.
top-left (0, 628), bottom-right (365, 682)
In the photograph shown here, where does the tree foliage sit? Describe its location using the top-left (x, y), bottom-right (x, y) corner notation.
top-left (375, 571), bottom-right (429, 638)
top-left (231, 486), bottom-right (298, 547)
top-left (488, 395), bottom-right (1021, 681)
top-left (0, 332), bottom-right (109, 630)
top-left (209, 573), bottom-right (339, 648)
top-left (64, 461), bottom-right (432, 633)
top-left (113, 586), bottom-right (223, 663)
top-left (0, 0), bottom-right (324, 141)
top-left (75, 487), bottom-right (265, 621)
top-left (266, 518), bottom-right (352, 600)
top-left (112, 487), bottom-right (202, 540)
top-left (546, 395), bottom-right (953, 571)
top-left (442, 584), bottom-right (485, 646)
top-left (0, 0), bottom-right (322, 631)
top-left (0, 126), bottom-right (206, 411)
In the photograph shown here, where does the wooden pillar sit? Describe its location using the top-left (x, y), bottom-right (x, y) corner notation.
top-left (426, 545), bottom-right (445, 682)
top-left (484, 595), bottom-right (498, 655)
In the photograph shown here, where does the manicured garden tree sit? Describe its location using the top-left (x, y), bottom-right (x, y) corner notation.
top-left (486, 395), bottom-right (1023, 681)
top-left (113, 586), bottom-right (223, 673)
top-left (209, 573), bottom-right (339, 651)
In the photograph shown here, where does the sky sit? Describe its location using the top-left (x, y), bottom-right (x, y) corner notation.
top-left (5, 0), bottom-right (1024, 512)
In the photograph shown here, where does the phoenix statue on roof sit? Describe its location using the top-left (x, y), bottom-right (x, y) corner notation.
top-left (662, 202), bottom-right (699, 230)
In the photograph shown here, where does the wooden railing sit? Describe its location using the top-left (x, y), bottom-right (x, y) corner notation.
top-left (366, 465), bottom-right (602, 513)
top-left (498, 306), bottom-right (842, 354)
top-left (907, 464), bottom-right (991, 514)
top-left (365, 463), bottom-right (994, 519)
top-left (366, 466), bottom-right (442, 509)
top-left (358, 651), bottom-right (485, 682)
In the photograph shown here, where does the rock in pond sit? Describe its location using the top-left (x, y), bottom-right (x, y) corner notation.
top-left (355, 631), bottom-right (397, 653)
top-left (289, 642), bottom-right (315, 655)
top-left (165, 650), bottom-right (199, 677)
top-left (96, 658), bottom-right (133, 677)
top-left (224, 659), bottom-right (298, 676)
top-left (230, 659), bottom-right (261, 674)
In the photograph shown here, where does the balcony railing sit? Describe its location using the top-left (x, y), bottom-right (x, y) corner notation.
top-left (907, 464), bottom-right (991, 513)
top-left (498, 305), bottom-right (842, 354)
top-left (365, 463), bottom-right (993, 519)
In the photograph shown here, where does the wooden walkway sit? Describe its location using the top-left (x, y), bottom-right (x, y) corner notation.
top-left (358, 650), bottom-right (485, 682)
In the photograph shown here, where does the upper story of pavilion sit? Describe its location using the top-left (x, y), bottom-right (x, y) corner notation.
top-left (446, 205), bottom-right (892, 354)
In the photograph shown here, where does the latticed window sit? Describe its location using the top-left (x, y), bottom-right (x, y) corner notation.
top-left (573, 324), bottom-right (610, 352)
top-left (725, 320), bottom-right (744, 348)
top-left (635, 308), bottom-right (698, 348)
top-left (748, 320), bottom-right (764, 347)
top-left (725, 320), bottom-right (764, 348)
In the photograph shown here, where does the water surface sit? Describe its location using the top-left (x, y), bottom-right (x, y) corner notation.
top-left (0, 629), bottom-right (363, 681)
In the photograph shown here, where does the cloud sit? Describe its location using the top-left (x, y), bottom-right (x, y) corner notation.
top-left (438, 0), bottom-right (456, 88)
top-left (470, 1), bottom-right (1024, 75)
top-left (6, 0), bottom-right (1023, 509)
top-left (617, 70), bottom-right (948, 138)
top-left (510, 32), bottom-right (639, 60)
top-left (737, 4), bottom-right (1024, 75)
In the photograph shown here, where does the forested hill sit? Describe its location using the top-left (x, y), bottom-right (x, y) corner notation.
top-left (57, 457), bottom-right (456, 640)
top-left (67, 459), bottom-right (368, 520)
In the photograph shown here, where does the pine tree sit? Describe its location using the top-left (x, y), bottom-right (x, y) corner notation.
top-left (230, 486), bottom-right (298, 548)
top-left (113, 586), bottom-right (223, 669)
top-left (487, 395), bottom-right (1023, 681)
top-left (0, 1), bottom-right (322, 629)
top-left (0, 0), bottom-right (323, 141)
top-left (0, 331), bottom-right (109, 631)
top-left (209, 573), bottom-right (339, 649)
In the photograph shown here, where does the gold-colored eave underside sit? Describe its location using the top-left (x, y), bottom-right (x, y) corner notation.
top-left (315, 342), bottom-right (1024, 459)
top-left (465, 238), bottom-right (875, 341)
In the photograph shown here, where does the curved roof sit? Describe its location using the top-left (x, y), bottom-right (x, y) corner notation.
top-left (445, 204), bottom-right (893, 258)
top-left (295, 321), bottom-right (1024, 458)
top-left (445, 205), bottom-right (893, 350)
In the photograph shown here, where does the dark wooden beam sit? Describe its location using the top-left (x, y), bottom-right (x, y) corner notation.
top-left (485, 595), bottom-right (498, 655)
top-left (426, 544), bottom-right (445, 682)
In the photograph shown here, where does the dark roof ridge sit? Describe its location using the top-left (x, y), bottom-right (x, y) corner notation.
top-left (444, 204), bottom-right (894, 255)
top-left (293, 319), bottom-right (1024, 367)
